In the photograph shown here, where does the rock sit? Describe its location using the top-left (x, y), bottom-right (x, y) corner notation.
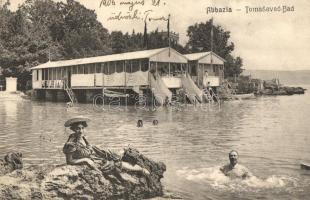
top-left (282, 86), bottom-right (305, 95)
top-left (0, 152), bottom-right (23, 176)
top-left (0, 149), bottom-right (166, 200)
top-left (260, 86), bottom-right (306, 96)
top-left (260, 89), bottom-right (273, 95)
top-left (272, 89), bottom-right (288, 95)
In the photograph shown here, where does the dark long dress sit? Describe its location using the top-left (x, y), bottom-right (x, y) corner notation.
top-left (63, 134), bottom-right (120, 172)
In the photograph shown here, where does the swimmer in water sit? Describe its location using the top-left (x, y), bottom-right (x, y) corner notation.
top-left (220, 150), bottom-right (252, 179)
top-left (137, 119), bottom-right (143, 127)
top-left (152, 119), bottom-right (158, 126)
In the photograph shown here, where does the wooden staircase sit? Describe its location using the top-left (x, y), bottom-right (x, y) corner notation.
top-left (203, 87), bottom-right (220, 103)
top-left (64, 80), bottom-right (77, 104)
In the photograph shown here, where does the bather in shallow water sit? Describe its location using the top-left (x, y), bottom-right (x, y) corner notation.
top-left (220, 150), bottom-right (252, 179)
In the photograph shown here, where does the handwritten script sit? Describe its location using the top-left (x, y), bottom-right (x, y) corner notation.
top-left (99, 0), bottom-right (168, 21)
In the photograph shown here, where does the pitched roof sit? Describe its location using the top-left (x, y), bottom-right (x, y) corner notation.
top-left (184, 51), bottom-right (226, 62)
top-left (32, 48), bottom-right (169, 70)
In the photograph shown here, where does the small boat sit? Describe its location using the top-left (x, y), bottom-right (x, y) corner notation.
top-left (232, 93), bottom-right (255, 100)
top-left (300, 163), bottom-right (310, 170)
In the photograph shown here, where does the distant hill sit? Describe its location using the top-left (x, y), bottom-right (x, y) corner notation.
top-left (242, 70), bottom-right (310, 85)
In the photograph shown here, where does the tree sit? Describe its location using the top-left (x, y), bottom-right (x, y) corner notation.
top-left (110, 31), bottom-right (126, 53)
top-left (224, 55), bottom-right (243, 78)
top-left (185, 19), bottom-right (242, 77)
top-left (19, 0), bottom-right (111, 59)
top-left (0, 0), bottom-right (112, 90)
top-left (56, 0), bottom-right (111, 58)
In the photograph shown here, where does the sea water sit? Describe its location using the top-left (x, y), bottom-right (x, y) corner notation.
top-left (0, 86), bottom-right (310, 199)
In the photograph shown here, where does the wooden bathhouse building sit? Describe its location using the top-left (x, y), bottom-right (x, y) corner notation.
top-left (184, 51), bottom-right (225, 89)
top-left (31, 47), bottom-right (225, 105)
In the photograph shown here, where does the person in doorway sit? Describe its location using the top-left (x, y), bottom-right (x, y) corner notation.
top-left (207, 81), bottom-right (211, 90)
top-left (220, 150), bottom-right (252, 179)
top-left (205, 70), bottom-right (209, 79)
top-left (205, 81), bottom-right (213, 97)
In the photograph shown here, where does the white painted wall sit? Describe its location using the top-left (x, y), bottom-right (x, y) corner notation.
top-left (6, 77), bottom-right (17, 92)
top-left (71, 74), bottom-right (95, 87)
top-left (203, 76), bottom-right (220, 87)
top-left (161, 76), bottom-right (182, 88)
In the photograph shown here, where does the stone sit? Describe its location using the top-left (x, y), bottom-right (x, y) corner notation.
top-left (0, 148), bottom-right (166, 200)
top-left (0, 152), bottom-right (23, 176)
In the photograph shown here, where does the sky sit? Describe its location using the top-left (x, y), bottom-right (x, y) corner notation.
top-left (7, 0), bottom-right (310, 71)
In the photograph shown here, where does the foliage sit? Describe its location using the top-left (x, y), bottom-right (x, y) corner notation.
top-left (0, 1), bottom-right (242, 90)
top-left (109, 28), bottom-right (186, 54)
top-left (224, 55), bottom-right (243, 78)
top-left (0, 0), bottom-right (111, 90)
top-left (185, 20), bottom-right (243, 77)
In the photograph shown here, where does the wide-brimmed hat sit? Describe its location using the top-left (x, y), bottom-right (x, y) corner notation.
top-left (64, 117), bottom-right (90, 127)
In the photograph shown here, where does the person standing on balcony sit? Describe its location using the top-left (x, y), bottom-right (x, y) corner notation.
top-left (205, 70), bottom-right (209, 79)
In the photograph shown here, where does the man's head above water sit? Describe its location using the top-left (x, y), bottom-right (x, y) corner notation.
top-left (220, 150), bottom-right (252, 179)
top-left (229, 150), bottom-right (239, 167)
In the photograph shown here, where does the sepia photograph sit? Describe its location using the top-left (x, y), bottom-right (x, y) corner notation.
top-left (0, 0), bottom-right (309, 199)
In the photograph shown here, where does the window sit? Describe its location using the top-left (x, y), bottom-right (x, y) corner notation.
top-left (107, 62), bottom-right (112, 75)
top-left (62, 68), bottom-right (67, 78)
top-left (45, 69), bottom-right (49, 80)
top-left (102, 63), bottom-right (108, 74)
top-left (41, 69), bottom-right (44, 80)
top-left (53, 68), bottom-right (56, 80)
top-left (116, 61), bottom-right (123, 73)
top-left (89, 64), bottom-right (95, 74)
top-left (109, 62), bottom-right (116, 74)
top-left (56, 68), bottom-right (61, 80)
top-left (77, 65), bottom-right (83, 74)
top-left (141, 59), bottom-right (149, 72)
top-left (132, 60), bottom-right (139, 72)
top-left (191, 64), bottom-right (197, 76)
top-left (84, 65), bottom-right (89, 74)
top-left (125, 61), bottom-right (131, 73)
top-left (96, 63), bottom-right (101, 73)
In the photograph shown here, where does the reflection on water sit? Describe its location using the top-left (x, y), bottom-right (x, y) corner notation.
top-left (0, 87), bottom-right (310, 200)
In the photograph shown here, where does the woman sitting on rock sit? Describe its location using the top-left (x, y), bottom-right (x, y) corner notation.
top-left (63, 117), bottom-right (150, 177)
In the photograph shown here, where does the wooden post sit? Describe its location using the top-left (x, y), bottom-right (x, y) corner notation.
top-left (168, 62), bottom-right (171, 77)
top-left (102, 87), bottom-right (105, 107)
top-left (130, 60), bottom-right (132, 73)
top-left (197, 63), bottom-right (199, 87)
top-left (148, 60), bottom-right (151, 84)
top-left (124, 61), bottom-right (126, 87)
top-left (203, 64), bottom-right (205, 88)
top-left (124, 61), bottom-right (127, 103)
top-left (149, 60), bottom-right (153, 109)
top-left (139, 59), bottom-right (141, 71)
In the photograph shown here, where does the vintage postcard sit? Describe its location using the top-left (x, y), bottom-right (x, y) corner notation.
top-left (0, 0), bottom-right (309, 199)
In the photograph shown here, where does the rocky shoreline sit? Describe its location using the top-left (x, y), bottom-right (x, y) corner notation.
top-left (258, 86), bottom-right (306, 96)
top-left (0, 149), bottom-right (166, 200)
top-left (225, 76), bottom-right (306, 98)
